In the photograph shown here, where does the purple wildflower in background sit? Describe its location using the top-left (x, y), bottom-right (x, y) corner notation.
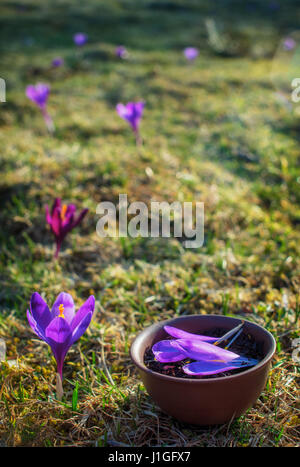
top-left (27, 292), bottom-right (95, 399)
top-left (52, 57), bottom-right (64, 67)
top-left (152, 324), bottom-right (258, 376)
top-left (116, 101), bottom-right (145, 145)
top-left (183, 47), bottom-right (199, 61)
top-left (45, 198), bottom-right (88, 258)
top-left (73, 33), bottom-right (88, 46)
top-left (283, 37), bottom-right (296, 51)
top-left (26, 83), bottom-right (54, 133)
top-left (116, 45), bottom-right (128, 59)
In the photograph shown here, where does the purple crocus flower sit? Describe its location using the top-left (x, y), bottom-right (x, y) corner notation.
top-left (45, 198), bottom-right (89, 258)
top-left (116, 45), bottom-right (128, 59)
top-left (26, 83), bottom-right (54, 133)
top-left (116, 101), bottom-right (145, 145)
top-left (27, 292), bottom-right (95, 399)
top-left (73, 33), bottom-right (88, 46)
top-left (183, 47), bottom-right (199, 61)
top-left (283, 37), bottom-right (296, 51)
top-left (52, 57), bottom-right (64, 67)
top-left (152, 324), bottom-right (258, 376)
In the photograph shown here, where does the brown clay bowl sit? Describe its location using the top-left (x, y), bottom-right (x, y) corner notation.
top-left (130, 314), bottom-right (276, 425)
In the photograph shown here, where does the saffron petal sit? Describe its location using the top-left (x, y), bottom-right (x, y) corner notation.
top-left (26, 309), bottom-right (48, 342)
top-left (30, 292), bottom-right (52, 332)
top-left (152, 340), bottom-right (186, 362)
top-left (70, 208), bottom-right (89, 230)
top-left (183, 360), bottom-right (240, 376)
top-left (45, 317), bottom-right (73, 378)
top-left (51, 292), bottom-right (75, 324)
top-left (183, 357), bottom-right (258, 376)
top-left (164, 325), bottom-right (217, 342)
top-left (71, 312), bottom-right (93, 344)
top-left (70, 295), bottom-right (95, 333)
top-left (173, 338), bottom-right (240, 362)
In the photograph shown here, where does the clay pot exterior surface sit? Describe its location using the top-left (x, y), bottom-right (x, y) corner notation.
top-left (130, 315), bottom-right (276, 425)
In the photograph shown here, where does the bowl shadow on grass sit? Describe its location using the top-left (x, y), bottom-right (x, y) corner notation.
top-left (97, 390), bottom-right (249, 447)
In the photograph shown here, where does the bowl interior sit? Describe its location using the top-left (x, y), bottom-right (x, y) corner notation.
top-left (132, 314), bottom-right (276, 371)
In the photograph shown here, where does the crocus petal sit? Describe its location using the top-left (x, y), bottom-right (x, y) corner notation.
top-left (183, 357), bottom-right (258, 376)
top-left (133, 102), bottom-right (145, 118)
top-left (45, 316), bottom-right (72, 344)
top-left (61, 204), bottom-right (76, 227)
top-left (183, 360), bottom-right (242, 376)
top-left (152, 340), bottom-right (186, 362)
top-left (50, 204), bottom-right (62, 238)
top-left (70, 208), bottom-right (88, 230)
top-left (70, 295), bottom-right (95, 332)
top-left (51, 198), bottom-right (61, 217)
top-left (164, 325), bottom-right (217, 343)
top-left (30, 292), bottom-right (52, 332)
top-left (45, 204), bottom-right (52, 226)
top-left (70, 295), bottom-right (95, 344)
top-left (27, 309), bottom-right (47, 342)
top-left (116, 103), bottom-right (128, 119)
top-left (51, 292), bottom-right (75, 324)
top-left (173, 339), bottom-right (240, 362)
top-left (45, 317), bottom-right (73, 378)
top-left (71, 311), bottom-right (93, 344)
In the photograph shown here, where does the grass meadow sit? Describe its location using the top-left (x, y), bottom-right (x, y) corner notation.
top-left (0, 0), bottom-right (299, 447)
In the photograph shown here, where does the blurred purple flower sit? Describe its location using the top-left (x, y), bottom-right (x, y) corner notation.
top-left (116, 45), bottom-right (128, 59)
top-left (26, 83), bottom-right (49, 109)
top-left (183, 47), bottom-right (199, 61)
top-left (116, 101), bottom-right (145, 145)
top-left (283, 37), bottom-right (296, 51)
top-left (27, 292), bottom-right (95, 399)
top-left (52, 57), bottom-right (64, 67)
top-left (45, 198), bottom-right (88, 258)
top-left (73, 33), bottom-right (88, 46)
top-left (152, 325), bottom-right (258, 376)
top-left (26, 83), bottom-right (54, 133)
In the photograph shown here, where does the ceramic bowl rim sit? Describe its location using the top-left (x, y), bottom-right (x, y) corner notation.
top-left (130, 314), bottom-right (276, 384)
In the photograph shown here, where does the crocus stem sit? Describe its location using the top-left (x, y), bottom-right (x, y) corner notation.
top-left (54, 242), bottom-right (61, 259)
top-left (225, 327), bottom-right (244, 349)
top-left (214, 321), bottom-right (244, 346)
top-left (41, 108), bottom-right (55, 134)
top-left (56, 372), bottom-right (63, 401)
top-left (134, 129), bottom-right (142, 147)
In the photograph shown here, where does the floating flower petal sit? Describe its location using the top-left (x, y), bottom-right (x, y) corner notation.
top-left (152, 340), bottom-right (187, 362)
top-left (164, 325), bottom-right (217, 343)
top-left (183, 357), bottom-right (258, 376)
